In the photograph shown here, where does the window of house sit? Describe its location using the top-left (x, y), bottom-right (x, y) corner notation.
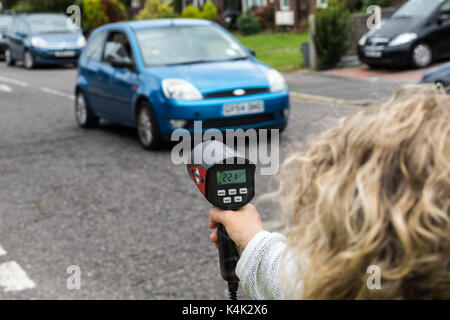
top-left (317, 0), bottom-right (328, 9)
top-left (245, 0), bottom-right (268, 10)
top-left (280, 0), bottom-right (289, 10)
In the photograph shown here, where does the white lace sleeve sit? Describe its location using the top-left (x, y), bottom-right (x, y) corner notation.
top-left (235, 231), bottom-right (288, 300)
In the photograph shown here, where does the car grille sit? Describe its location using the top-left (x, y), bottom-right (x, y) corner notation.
top-left (367, 37), bottom-right (390, 46)
top-left (198, 113), bottom-right (276, 129)
top-left (203, 88), bottom-right (270, 99)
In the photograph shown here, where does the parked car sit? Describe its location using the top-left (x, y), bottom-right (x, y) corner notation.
top-left (421, 62), bottom-right (450, 87)
top-left (0, 13), bottom-right (13, 59)
top-left (75, 19), bottom-right (290, 149)
top-left (4, 13), bottom-right (86, 69)
top-left (358, 0), bottom-right (450, 68)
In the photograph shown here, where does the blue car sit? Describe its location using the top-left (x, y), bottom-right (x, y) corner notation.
top-left (5, 13), bottom-right (86, 69)
top-left (421, 62), bottom-right (450, 87)
top-left (75, 19), bottom-right (290, 149)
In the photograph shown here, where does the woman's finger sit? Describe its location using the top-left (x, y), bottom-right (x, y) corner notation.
top-left (208, 218), bottom-right (218, 229)
top-left (210, 229), bottom-right (218, 244)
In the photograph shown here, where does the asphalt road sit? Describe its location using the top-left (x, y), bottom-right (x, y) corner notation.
top-left (0, 62), bottom-right (361, 299)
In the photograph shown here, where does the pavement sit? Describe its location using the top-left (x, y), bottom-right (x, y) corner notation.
top-left (0, 62), bottom-right (366, 299)
top-left (283, 71), bottom-right (409, 106)
top-left (325, 62), bottom-right (446, 82)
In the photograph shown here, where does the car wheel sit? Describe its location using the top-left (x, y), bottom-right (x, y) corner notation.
top-left (411, 43), bottom-right (433, 68)
top-left (24, 51), bottom-right (35, 69)
top-left (5, 48), bottom-right (15, 66)
top-left (137, 101), bottom-right (162, 150)
top-left (75, 90), bottom-right (99, 128)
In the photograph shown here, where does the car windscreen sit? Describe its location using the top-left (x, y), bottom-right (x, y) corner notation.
top-left (392, 0), bottom-right (443, 18)
top-left (135, 25), bottom-right (249, 67)
top-left (0, 15), bottom-right (12, 31)
top-left (27, 14), bottom-right (78, 34)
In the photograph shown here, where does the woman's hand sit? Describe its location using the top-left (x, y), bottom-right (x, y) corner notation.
top-left (208, 204), bottom-right (263, 255)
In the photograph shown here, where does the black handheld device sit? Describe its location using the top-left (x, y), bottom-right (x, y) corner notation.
top-left (187, 141), bottom-right (256, 300)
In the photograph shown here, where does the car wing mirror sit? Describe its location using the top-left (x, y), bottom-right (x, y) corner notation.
top-left (248, 49), bottom-right (256, 57)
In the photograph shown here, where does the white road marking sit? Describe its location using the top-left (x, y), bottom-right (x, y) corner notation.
top-left (0, 245), bottom-right (7, 256)
top-left (0, 261), bottom-right (36, 292)
top-left (41, 87), bottom-right (75, 101)
top-left (0, 76), bottom-right (28, 87)
top-left (0, 84), bottom-right (12, 93)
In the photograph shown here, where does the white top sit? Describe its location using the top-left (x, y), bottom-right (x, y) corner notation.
top-left (236, 231), bottom-right (304, 300)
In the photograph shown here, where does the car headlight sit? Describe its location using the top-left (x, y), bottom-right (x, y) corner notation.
top-left (31, 37), bottom-right (48, 48)
top-left (267, 69), bottom-right (287, 92)
top-left (77, 35), bottom-right (86, 48)
top-left (162, 79), bottom-right (203, 101)
top-left (359, 34), bottom-right (368, 46)
top-left (389, 33), bottom-right (418, 47)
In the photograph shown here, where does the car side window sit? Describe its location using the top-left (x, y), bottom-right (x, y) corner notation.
top-left (85, 31), bottom-right (107, 62)
top-left (103, 31), bottom-right (133, 65)
top-left (441, 0), bottom-right (450, 14)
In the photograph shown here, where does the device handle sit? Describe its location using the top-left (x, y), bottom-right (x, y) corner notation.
top-left (217, 224), bottom-right (240, 284)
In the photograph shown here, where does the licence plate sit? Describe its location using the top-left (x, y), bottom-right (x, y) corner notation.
top-left (364, 46), bottom-right (383, 58)
top-left (223, 100), bottom-right (264, 117)
top-left (55, 51), bottom-right (76, 57)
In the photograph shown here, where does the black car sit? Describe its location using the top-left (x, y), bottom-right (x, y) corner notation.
top-left (421, 62), bottom-right (450, 87)
top-left (0, 13), bottom-right (13, 58)
top-left (358, 0), bottom-right (450, 68)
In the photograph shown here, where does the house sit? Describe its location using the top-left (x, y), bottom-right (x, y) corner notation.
top-left (128, 0), bottom-right (323, 29)
top-left (129, 0), bottom-right (407, 30)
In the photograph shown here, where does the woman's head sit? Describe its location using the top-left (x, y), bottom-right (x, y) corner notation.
top-left (277, 85), bottom-right (450, 299)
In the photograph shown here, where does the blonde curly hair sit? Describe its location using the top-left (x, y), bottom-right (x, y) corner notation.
top-left (275, 85), bottom-right (450, 299)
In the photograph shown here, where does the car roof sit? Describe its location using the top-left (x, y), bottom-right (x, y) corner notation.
top-left (101, 18), bottom-right (214, 32)
top-left (14, 13), bottom-right (68, 20)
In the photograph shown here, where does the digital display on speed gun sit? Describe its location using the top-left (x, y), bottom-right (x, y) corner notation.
top-left (187, 141), bottom-right (256, 211)
top-left (217, 169), bottom-right (247, 185)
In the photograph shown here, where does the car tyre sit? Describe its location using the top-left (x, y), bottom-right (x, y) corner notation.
top-left (75, 90), bottom-right (99, 129)
top-left (24, 50), bottom-right (35, 69)
top-left (410, 42), bottom-right (433, 68)
top-left (5, 48), bottom-right (15, 66)
top-left (137, 100), bottom-right (162, 150)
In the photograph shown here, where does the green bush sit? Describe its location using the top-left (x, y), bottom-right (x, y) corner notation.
top-left (237, 9), bottom-right (260, 36)
top-left (313, 0), bottom-right (351, 70)
top-left (11, 0), bottom-right (74, 12)
top-left (83, 0), bottom-right (128, 32)
top-left (11, 2), bottom-right (33, 12)
top-left (137, 0), bottom-right (177, 19)
top-left (253, 2), bottom-right (275, 30)
top-left (181, 5), bottom-right (202, 18)
top-left (201, 1), bottom-right (218, 20)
